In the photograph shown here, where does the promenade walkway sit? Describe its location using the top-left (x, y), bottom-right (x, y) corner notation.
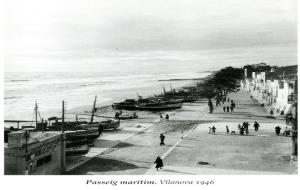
top-left (67, 90), bottom-right (296, 175)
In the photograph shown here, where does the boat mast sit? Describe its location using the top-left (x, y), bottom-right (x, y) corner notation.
top-left (62, 101), bottom-right (65, 133)
top-left (163, 86), bottom-right (166, 95)
top-left (169, 83), bottom-right (173, 93)
top-left (34, 100), bottom-right (38, 131)
top-left (90, 96), bottom-right (97, 124)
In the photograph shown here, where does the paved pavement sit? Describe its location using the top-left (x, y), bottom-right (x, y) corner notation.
top-left (67, 90), bottom-right (297, 175)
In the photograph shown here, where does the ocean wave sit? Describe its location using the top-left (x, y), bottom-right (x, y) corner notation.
top-left (4, 96), bottom-right (20, 100)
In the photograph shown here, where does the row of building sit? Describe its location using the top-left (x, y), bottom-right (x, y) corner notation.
top-left (240, 69), bottom-right (296, 116)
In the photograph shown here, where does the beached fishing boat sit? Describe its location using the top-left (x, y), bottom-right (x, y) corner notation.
top-left (116, 113), bottom-right (138, 120)
top-left (65, 130), bottom-right (90, 156)
top-left (136, 101), bottom-right (183, 111)
top-left (100, 119), bottom-right (120, 130)
top-left (112, 99), bottom-right (137, 110)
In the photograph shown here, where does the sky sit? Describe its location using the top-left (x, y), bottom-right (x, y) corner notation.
top-left (3, 0), bottom-right (298, 73)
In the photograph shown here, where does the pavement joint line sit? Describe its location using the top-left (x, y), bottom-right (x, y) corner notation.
top-left (65, 123), bottom-right (156, 172)
top-left (146, 123), bottom-right (198, 174)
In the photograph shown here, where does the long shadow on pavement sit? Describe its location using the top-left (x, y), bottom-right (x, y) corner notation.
top-left (67, 157), bottom-right (141, 175)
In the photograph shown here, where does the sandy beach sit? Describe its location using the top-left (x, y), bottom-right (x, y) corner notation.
top-left (66, 90), bottom-right (297, 175)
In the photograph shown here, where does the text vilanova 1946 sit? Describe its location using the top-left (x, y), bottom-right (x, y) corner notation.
top-left (86, 179), bottom-right (215, 186)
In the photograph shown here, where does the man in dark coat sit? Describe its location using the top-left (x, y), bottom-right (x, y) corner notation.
top-left (160, 134), bottom-right (165, 145)
top-left (211, 126), bottom-right (216, 135)
top-left (154, 156), bottom-right (164, 171)
top-left (275, 126), bottom-right (281, 136)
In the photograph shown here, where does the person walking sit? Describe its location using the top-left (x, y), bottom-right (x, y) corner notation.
top-left (230, 103), bottom-right (234, 112)
top-left (223, 106), bottom-right (226, 112)
top-left (226, 125), bottom-right (229, 134)
top-left (181, 131), bottom-right (184, 139)
top-left (165, 114), bottom-right (169, 120)
top-left (160, 134), bottom-right (165, 145)
top-left (154, 156), bottom-right (164, 171)
top-left (208, 127), bottom-right (212, 134)
top-left (212, 126), bottom-right (216, 135)
top-left (253, 121), bottom-right (260, 131)
top-left (226, 106), bottom-right (230, 112)
top-left (275, 126), bottom-right (281, 136)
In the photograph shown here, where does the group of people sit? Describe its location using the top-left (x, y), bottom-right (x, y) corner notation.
top-left (222, 98), bottom-right (236, 112)
top-left (208, 121), bottom-right (261, 136)
top-left (275, 126), bottom-right (291, 136)
top-left (237, 122), bottom-right (251, 135)
top-left (159, 113), bottom-right (169, 120)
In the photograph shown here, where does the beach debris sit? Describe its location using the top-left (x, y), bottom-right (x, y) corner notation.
top-left (197, 161), bottom-right (210, 165)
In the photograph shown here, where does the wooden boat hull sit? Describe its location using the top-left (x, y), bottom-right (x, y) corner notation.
top-left (66, 144), bottom-right (89, 156)
top-left (136, 102), bottom-right (182, 111)
top-left (112, 103), bottom-right (137, 110)
top-left (100, 120), bottom-right (120, 130)
top-left (116, 115), bottom-right (138, 120)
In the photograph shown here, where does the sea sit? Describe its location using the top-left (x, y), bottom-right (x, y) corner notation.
top-left (4, 71), bottom-right (210, 121)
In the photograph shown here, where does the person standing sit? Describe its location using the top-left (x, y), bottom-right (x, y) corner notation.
top-left (240, 126), bottom-right (245, 135)
top-left (275, 126), bottom-right (281, 136)
top-left (160, 134), bottom-right (165, 145)
top-left (154, 156), bottom-right (164, 171)
top-left (208, 127), bottom-right (212, 134)
top-left (244, 122), bottom-right (249, 135)
top-left (226, 106), bottom-right (230, 112)
top-left (212, 126), bottom-right (216, 135)
top-left (165, 114), bottom-right (169, 120)
top-left (223, 106), bottom-right (226, 112)
top-left (114, 111), bottom-right (120, 119)
top-left (226, 125), bottom-right (229, 134)
top-left (98, 124), bottom-right (104, 136)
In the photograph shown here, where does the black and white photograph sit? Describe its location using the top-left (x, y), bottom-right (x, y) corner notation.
top-left (1, 0), bottom-right (299, 188)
